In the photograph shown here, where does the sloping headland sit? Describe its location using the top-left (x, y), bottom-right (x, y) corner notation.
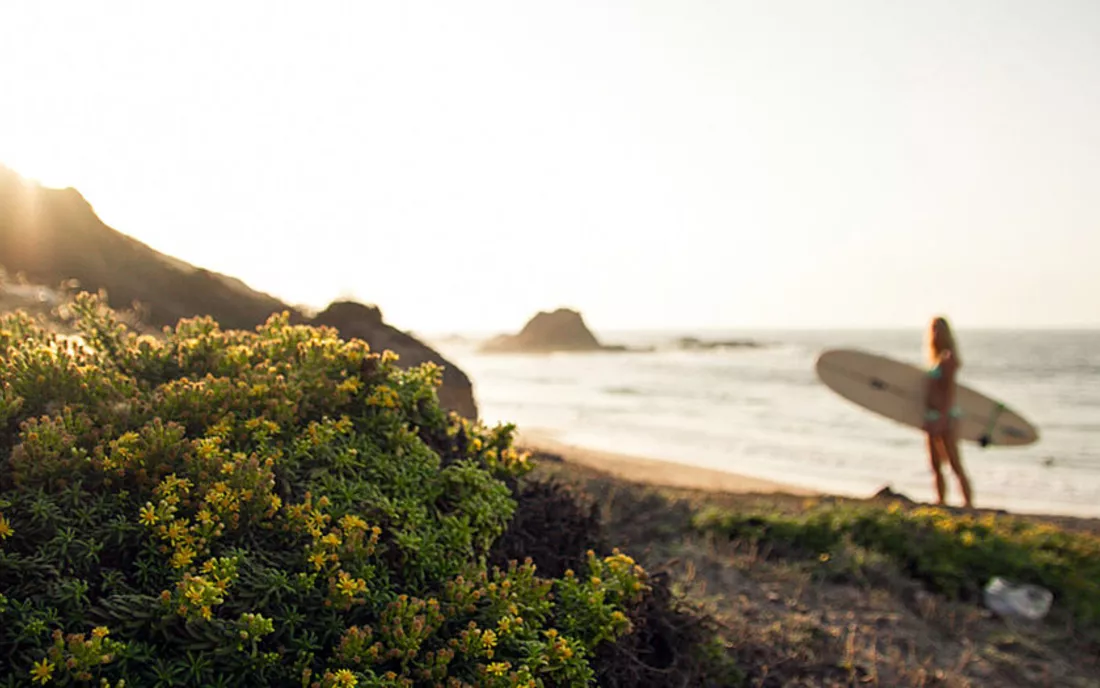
top-left (0, 165), bottom-right (477, 419)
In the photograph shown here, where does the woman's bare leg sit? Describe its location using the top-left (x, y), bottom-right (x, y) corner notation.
top-left (942, 429), bottom-right (973, 508)
top-left (927, 432), bottom-right (947, 504)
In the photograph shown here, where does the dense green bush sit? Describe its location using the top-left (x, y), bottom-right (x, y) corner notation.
top-left (0, 295), bottom-right (649, 687)
top-left (694, 500), bottom-right (1100, 628)
top-left (488, 478), bottom-right (603, 581)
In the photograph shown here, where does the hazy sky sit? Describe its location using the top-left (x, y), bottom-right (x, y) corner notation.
top-left (2, 1), bottom-right (1098, 332)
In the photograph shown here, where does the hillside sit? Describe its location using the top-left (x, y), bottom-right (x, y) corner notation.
top-left (0, 166), bottom-right (293, 330)
top-left (0, 165), bottom-right (477, 418)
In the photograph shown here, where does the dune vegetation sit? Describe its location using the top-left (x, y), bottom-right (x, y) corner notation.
top-left (693, 501), bottom-right (1100, 632)
top-left (0, 295), bottom-right (729, 687)
top-left (532, 460), bottom-right (1100, 687)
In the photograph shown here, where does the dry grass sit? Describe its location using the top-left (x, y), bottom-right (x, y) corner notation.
top-left (531, 457), bottom-right (1100, 687)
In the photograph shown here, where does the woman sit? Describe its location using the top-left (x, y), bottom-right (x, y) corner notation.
top-left (923, 316), bottom-right (974, 508)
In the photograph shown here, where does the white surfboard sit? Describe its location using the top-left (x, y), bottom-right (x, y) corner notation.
top-left (815, 348), bottom-right (1039, 447)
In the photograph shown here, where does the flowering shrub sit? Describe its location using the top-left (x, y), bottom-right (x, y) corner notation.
top-left (0, 295), bottom-right (648, 687)
top-left (694, 501), bottom-right (1100, 628)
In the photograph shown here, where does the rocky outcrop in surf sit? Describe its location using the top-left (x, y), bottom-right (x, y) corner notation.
top-left (676, 336), bottom-right (766, 350)
top-left (480, 308), bottom-right (627, 353)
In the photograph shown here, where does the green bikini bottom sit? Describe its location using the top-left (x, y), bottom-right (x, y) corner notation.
top-left (925, 406), bottom-right (963, 422)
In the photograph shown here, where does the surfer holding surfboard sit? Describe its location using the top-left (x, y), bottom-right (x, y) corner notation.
top-left (922, 316), bottom-right (974, 508)
top-left (815, 319), bottom-right (1039, 510)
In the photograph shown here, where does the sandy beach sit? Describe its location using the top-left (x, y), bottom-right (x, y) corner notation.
top-left (518, 428), bottom-right (1100, 539)
top-left (518, 429), bottom-right (817, 496)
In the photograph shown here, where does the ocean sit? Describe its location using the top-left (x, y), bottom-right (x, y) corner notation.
top-left (431, 329), bottom-right (1100, 518)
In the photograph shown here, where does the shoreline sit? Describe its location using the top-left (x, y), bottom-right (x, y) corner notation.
top-left (517, 429), bottom-right (817, 497)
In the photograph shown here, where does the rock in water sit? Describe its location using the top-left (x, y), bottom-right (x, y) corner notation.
top-left (481, 308), bottom-right (606, 353)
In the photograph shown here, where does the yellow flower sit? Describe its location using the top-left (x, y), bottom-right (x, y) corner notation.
top-left (309, 551), bottom-right (328, 570)
top-left (960, 531), bottom-right (977, 547)
top-left (340, 515), bottom-right (368, 531)
top-left (336, 378), bottom-right (361, 394)
top-left (0, 514), bottom-right (13, 539)
top-left (165, 521), bottom-right (187, 542)
top-left (91, 626), bottom-right (109, 639)
top-left (185, 584), bottom-right (204, 603)
top-left (30, 659), bottom-right (54, 684)
top-left (138, 504), bottom-right (157, 527)
top-left (608, 549), bottom-right (635, 565)
top-left (332, 669), bottom-right (357, 687)
top-left (171, 546), bottom-right (196, 569)
top-left (486, 661), bottom-right (510, 676)
top-left (336, 572), bottom-right (366, 597)
top-left (481, 629), bottom-right (497, 648)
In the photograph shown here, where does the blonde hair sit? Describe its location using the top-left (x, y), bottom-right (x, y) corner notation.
top-left (927, 316), bottom-right (961, 367)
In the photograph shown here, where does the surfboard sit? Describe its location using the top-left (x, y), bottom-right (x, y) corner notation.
top-left (814, 348), bottom-right (1039, 447)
